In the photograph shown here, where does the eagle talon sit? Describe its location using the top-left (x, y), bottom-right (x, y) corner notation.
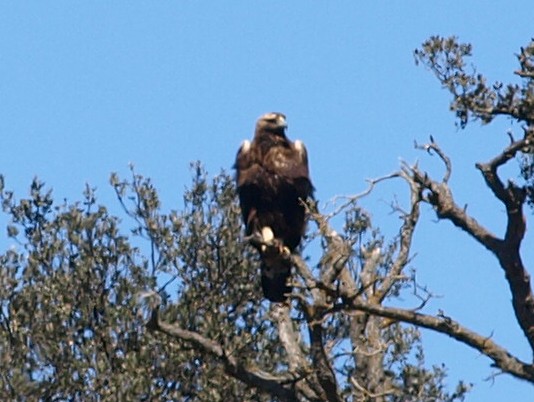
top-left (270, 239), bottom-right (290, 258)
top-left (281, 246), bottom-right (291, 257)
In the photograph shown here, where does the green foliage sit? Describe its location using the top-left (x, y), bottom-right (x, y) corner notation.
top-left (415, 36), bottom-right (534, 208)
top-left (0, 165), bottom-right (469, 401)
top-left (415, 36), bottom-right (534, 128)
top-left (0, 178), bottom-right (154, 400)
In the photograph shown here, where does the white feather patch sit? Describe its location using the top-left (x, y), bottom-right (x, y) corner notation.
top-left (294, 140), bottom-right (305, 156)
top-left (241, 140), bottom-right (251, 153)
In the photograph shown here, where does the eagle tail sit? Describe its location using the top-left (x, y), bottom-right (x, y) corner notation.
top-left (260, 255), bottom-right (292, 302)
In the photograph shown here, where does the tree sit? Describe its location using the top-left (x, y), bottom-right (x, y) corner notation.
top-left (0, 36), bottom-right (533, 401)
top-left (413, 36), bottom-right (534, 362)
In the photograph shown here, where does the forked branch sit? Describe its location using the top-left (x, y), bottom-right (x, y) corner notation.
top-left (343, 300), bottom-right (534, 383)
top-left (146, 301), bottom-right (317, 402)
top-left (406, 137), bottom-right (534, 353)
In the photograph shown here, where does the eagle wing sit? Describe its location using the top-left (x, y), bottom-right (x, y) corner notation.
top-left (234, 140), bottom-right (263, 230)
top-left (263, 140), bottom-right (314, 204)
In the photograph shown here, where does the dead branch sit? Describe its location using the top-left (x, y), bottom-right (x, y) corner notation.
top-left (375, 167), bottom-right (422, 303)
top-left (343, 300), bottom-right (534, 383)
top-left (245, 211), bottom-right (346, 401)
top-left (289, 252), bottom-right (343, 401)
top-left (305, 204), bottom-right (352, 286)
top-left (403, 156), bottom-right (501, 253)
top-left (515, 70), bottom-right (534, 79)
top-left (474, 136), bottom-right (534, 351)
top-left (147, 306), bottom-right (315, 402)
top-left (357, 245), bottom-right (382, 298)
top-left (327, 172), bottom-right (400, 218)
top-left (290, 254), bottom-right (320, 291)
top-left (307, 318), bottom-right (342, 402)
top-left (309, 205), bottom-right (397, 399)
top-left (407, 137), bottom-right (534, 353)
top-left (350, 377), bottom-right (396, 401)
top-left (269, 303), bottom-right (308, 372)
top-left (415, 137), bottom-right (452, 183)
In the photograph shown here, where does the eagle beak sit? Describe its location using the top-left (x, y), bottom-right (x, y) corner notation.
top-left (277, 115), bottom-right (288, 130)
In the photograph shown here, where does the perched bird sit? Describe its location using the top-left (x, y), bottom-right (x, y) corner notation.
top-left (234, 112), bottom-right (314, 302)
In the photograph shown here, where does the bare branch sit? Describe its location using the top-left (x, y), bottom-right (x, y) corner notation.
top-left (358, 245), bottom-right (382, 299)
top-left (307, 318), bottom-right (342, 402)
top-left (147, 307), bottom-right (307, 402)
top-left (478, 135), bottom-right (530, 173)
top-left (375, 168), bottom-right (422, 302)
top-left (350, 377), bottom-right (396, 400)
top-left (415, 138), bottom-right (452, 183)
top-left (407, 137), bottom-right (534, 355)
top-left (403, 157), bottom-right (501, 253)
top-left (327, 172), bottom-right (400, 218)
top-left (515, 70), bottom-right (534, 78)
top-left (291, 254), bottom-right (321, 292)
top-left (288, 242), bottom-right (343, 401)
top-left (344, 301), bottom-right (534, 383)
top-left (474, 136), bottom-right (534, 350)
top-left (305, 204), bottom-right (352, 286)
top-left (270, 303), bottom-right (308, 372)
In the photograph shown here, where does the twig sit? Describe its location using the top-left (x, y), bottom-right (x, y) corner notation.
top-left (326, 172), bottom-right (400, 218)
top-left (414, 137), bottom-right (452, 183)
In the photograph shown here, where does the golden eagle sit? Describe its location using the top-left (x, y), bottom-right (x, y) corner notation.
top-left (234, 112), bottom-right (314, 302)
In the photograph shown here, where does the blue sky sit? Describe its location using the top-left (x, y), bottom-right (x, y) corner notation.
top-left (1, 2), bottom-right (533, 400)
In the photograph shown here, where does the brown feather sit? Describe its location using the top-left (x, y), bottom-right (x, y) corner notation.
top-left (235, 113), bottom-right (314, 301)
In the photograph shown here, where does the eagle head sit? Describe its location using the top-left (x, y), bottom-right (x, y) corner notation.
top-left (255, 112), bottom-right (287, 137)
